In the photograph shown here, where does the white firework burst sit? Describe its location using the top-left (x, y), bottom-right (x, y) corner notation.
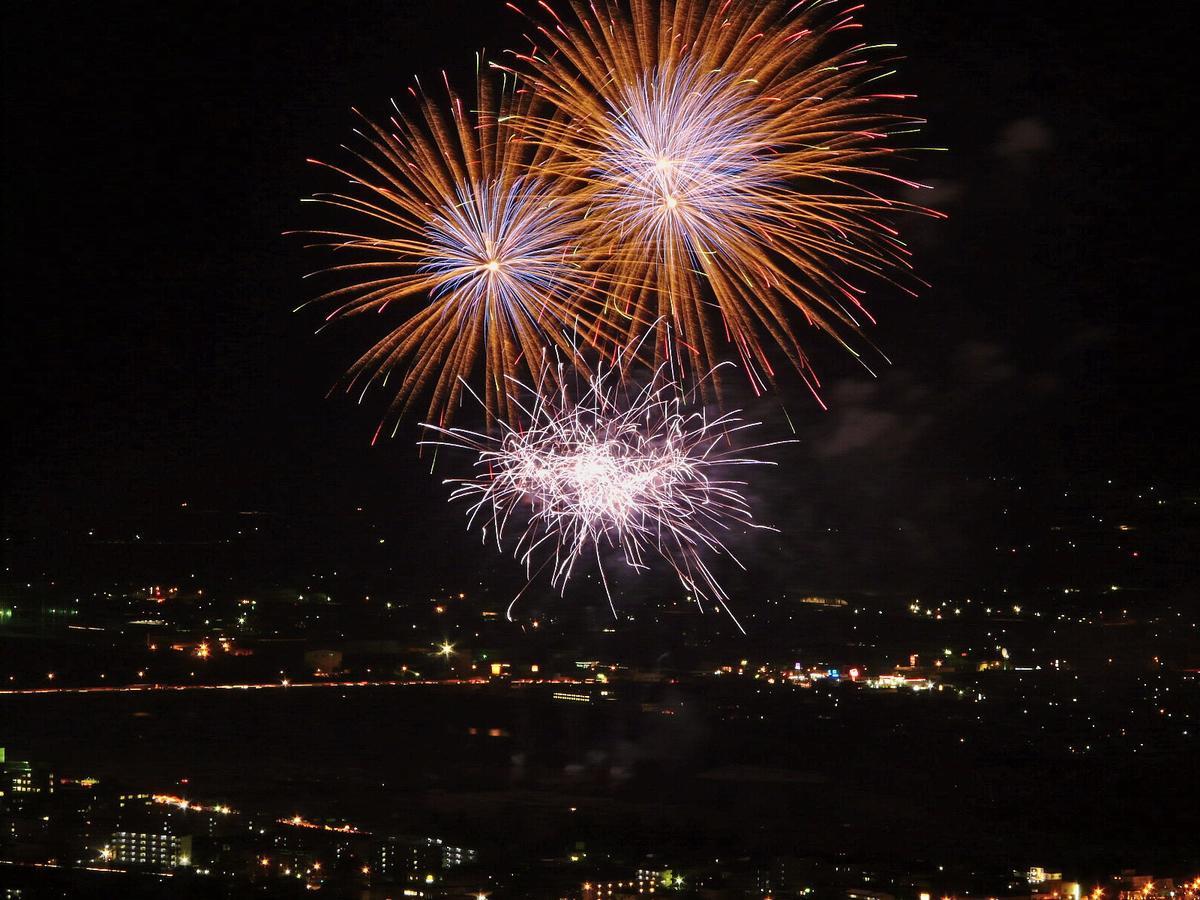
top-left (422, 359), bottom-right (785, 632)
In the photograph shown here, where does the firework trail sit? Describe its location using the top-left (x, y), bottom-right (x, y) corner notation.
top-left (297, 70), bottom-right (617, 434)
top-left (500, 0), bottom-right (943, 403)
top-left (422, 348), bottom-right (786, 633)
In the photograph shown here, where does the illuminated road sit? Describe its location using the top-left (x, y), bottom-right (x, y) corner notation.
top-left (0, 859), bottom-right (174, 878)
top-left (0, 677), bottom-right (584, 697)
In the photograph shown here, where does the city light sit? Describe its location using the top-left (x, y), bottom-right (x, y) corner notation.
top-left (278, 815), bottom-right (367, 835)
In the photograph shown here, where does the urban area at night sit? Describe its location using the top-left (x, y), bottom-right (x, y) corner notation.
top-left (3, 473), bottom-right (1196, 896)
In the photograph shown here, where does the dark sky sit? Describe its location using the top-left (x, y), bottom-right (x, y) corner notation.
top-left (3, 2), bottom-right (1193, 594)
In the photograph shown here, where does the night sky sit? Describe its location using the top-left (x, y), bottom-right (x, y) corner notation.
top-left (4, 2), bottom-right (1193, 596)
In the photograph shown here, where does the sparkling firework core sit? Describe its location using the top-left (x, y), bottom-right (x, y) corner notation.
top-left (423, 361), bottom-right (782, 632)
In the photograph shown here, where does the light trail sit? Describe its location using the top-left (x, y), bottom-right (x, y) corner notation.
top-left (0, 859), bottom-right (174, 878)
top-left (0, 676), bottom-right (584, 697)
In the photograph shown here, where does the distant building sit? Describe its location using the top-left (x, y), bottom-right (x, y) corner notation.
top-left (1026, 866), bottom-right (1082, 900)
top-left (1111, 872), bottom-right (1185, 900)
top-left (436, 838), bottom-right (477, 869)
top-left (798, 596), bottom-right (849, 607)
top-left (553, 689), bottom-right (593, 703)
top-left (373, 836), bottom-right (478, 883)
top-left (1033, 882), bottom-right (1082, 900)
top-left (101, 793), bottom-right (213, 869)
top-left (1029, 867), bottom-right (1064, 885)
top-left (0, 747), bottom-right (55, 809)
top-left (106, 829), bottom-right (193, 869)
top-left (117, 793), bottom-right (236, 839)
top-left (581, 869), bottom-right (661, 898)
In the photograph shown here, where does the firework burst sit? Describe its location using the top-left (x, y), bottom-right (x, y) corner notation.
top-left (298, 70), bottom-right (616, 433)
top-left (500, 0), bottom-right (943, 402)
top-left (423, 354), bottom-right (784, 632)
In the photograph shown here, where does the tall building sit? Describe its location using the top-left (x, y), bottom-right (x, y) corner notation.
top-left (0, 748), bottom-right (55, 810)
top-left (117, 794), bottom-right (235, 838)
top-left (433, 837), bottom-right (477, 870)
top-left (373, 836), bottom-right (478, 883)
top-left (105, 829), bottom-right (193, 869)
top-left (103, 793), bottom-right (199, 869)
